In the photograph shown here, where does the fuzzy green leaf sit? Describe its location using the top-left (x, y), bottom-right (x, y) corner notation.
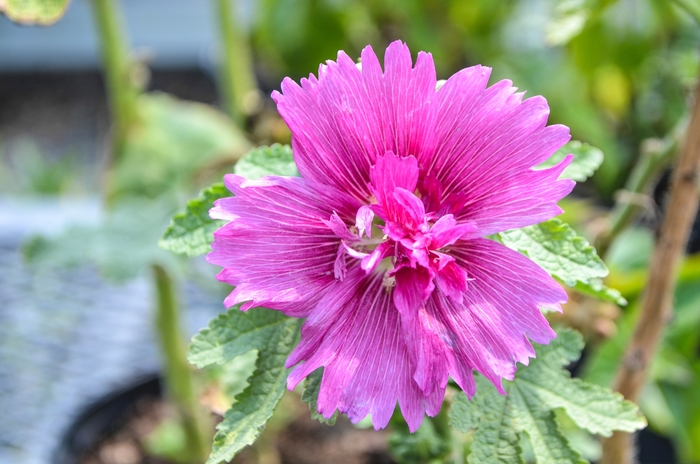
top-left (159, 183), bottom-right (228, 257)
top-left (449, 329), bottom-right (646, 464)
top-left (188, 306), bottom-right (294, 368)
top-left (538, 141), bottom-right (604, 182)
top-left (302, 368), bottom-right (338, 425)
top-left (189, 306), bottom-right (301, 464)
top-left (159, 144), bottom-right (298, 258)
top-left (0, 0), bottom-right (70, 25)
top-left (233, 143), bottom-right (298, 180)
top-left (499, 219), bottom-right (626, 305)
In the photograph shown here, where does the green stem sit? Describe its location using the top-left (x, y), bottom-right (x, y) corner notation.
top-left (215, 0), bottom-right (260, 124)
top-left (153, 265), bottom-right (210, 463)
top-left (90, 0), bottom-right (139, 162)
top-left (598, 120), bottom-right (686, 257)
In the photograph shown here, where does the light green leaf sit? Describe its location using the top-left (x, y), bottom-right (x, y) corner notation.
top-left (114, 93), bottom-right (250, 200)
top-left (188, 306), bottom-right (301, 464)
top-left (23, 199), bottom-right (175, 281)
top-left (233, 143), bottom-right (298, 180)
top-left (570, 280), bottom-right (626, 306)
top-left (159, 183), bottom-right (228, 258)
top-left (188, 306), bottom-right (294, 368)
top-left (449, 329), bottom-right (646, 464)
top-left (537, 141), bottom-right (604, 182)
top-left (0, 0), bottom-right (70, 25)
top-left (159, 144), bottom-right (298, 258)
top-left (499, 219), bottom-right (626, 305)
top-left (546, 1), bottom-right (590, 46)
top-left (302, 368), bottom-right (338, 425)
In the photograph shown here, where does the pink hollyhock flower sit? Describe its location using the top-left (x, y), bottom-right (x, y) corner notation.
top-left (208, 41), bottom-right (574, 432)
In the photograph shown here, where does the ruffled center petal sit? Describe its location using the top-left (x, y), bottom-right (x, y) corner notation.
top-left (326, 152), bottom-right (477, 315)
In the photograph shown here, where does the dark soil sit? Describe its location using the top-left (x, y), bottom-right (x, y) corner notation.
top-left (76, 394), bottom-right (395, 464)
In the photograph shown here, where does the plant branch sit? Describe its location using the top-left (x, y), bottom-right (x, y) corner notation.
top-left (90, 0), bottom-right (139, 162)
top-left (597, 120), bottom-right (686, 257)
top-left (601, 83), bottom-right (700, 464)
top-left (153, 264), bottom-right (210, 463)
top-left (215, 0), bottom-right (260, 124)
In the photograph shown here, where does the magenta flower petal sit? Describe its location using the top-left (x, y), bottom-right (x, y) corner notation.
top-left (208, 174), bottom-right (361, 316)
top-left (424, 69), bottom-right (575, 234)
top-left (272, 42), bottom-right (437, 200)
top-left (210, 41), bottom-right (577, 430)
top-left (286, 267), bottom-right (443, 432)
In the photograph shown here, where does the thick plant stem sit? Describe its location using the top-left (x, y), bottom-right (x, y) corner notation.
top-left (153, 265), bottom-right (210, 463)
top-left (601, 84), bottom-right (700, 464)
top-left (597, 121), bottom-right (685, 257)
top-left (90, 0), bottom-right (138, 162)
top-left (215, 0), bottom-right (260, 124)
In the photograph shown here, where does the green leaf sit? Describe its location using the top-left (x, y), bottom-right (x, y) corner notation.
top-left (389, 411), bottom-right (451, 464)
top-left (450, 329), bottom-right (646, 464)
top-left (0, 0), bottom-right (70, 25)
top-left (188, 306), bottom-right (295, 368)
top-left (537, 141), bottom-right (604, 182)
top-left (188, 306), bottom-right (301, 464)
top-left (159, 144), bottom-right (298, 258)
top-left (159, 183), bottom-right (228, 257)
top-left (114, 93), bottom-right (251, 200)
top-left (302, 368), bottom-right (338, 425)
top-left (23, 199), bottom-right (176, 281)
top-left (233, 143), bottom-right (299, 180)
top-left (499, 218), bottom-right (626, 305)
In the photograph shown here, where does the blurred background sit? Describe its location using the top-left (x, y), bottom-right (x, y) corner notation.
top-left (0, 0), bottom-right (699, 463)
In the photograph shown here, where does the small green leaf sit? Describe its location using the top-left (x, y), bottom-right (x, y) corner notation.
top-left (0, 0), bottom-right (70, 25)
top-left (570, 280), bottom-right (627, 306)
top-left (23, 199), bottom-right (175, 281)
top-left (449, 329), bottom-right (646, 464)
top-left (188, 306), bottom-right (294, 368)
top-left (160, 144), bottom-right (298, 258)
top-left (302, 368), bottom-right (338, 425)
top-left (188, 306), bottom-right (301, 464)
top-left (114, 93), bottom-right (250, 200)
top-left (159, 183), bottom-right (228, 258)
top-left (499, 219), bottom-right (626, 305)
top-left (233, 143), bottom-right (299, 180)
top-left (538, 141), bottom-right (604, 182)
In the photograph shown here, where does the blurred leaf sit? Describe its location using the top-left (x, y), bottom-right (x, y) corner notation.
top-left (547, 0), bottom-right (591, 46)
top-left (450, 329), bottom-right (646, 464)
top-left (233, 143), bottom-right (298, 180)
top-left (159, 144), bottom-right (297, 258)
top-left (389, 411), bottom-right (450, 464)
top-left (23, 199), bottom-right (175, 281)
top-left (114, 93), bottom-right (250, 200)
top-left (500, 219), bottom-right (626, 305)
top-left (0, 0), bottom-right (69, 25)
top-left (144, 419), bottom-right (190, 464)
top-left (188, 306), bottom-right (301, 464)
top-left (159, 183), bottom-right (228, 258)
top-left (302, 368), bottom-right (337, 425)
top-left (538, 141), bottom-right (604, 182)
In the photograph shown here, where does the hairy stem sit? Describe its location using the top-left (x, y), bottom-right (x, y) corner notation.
top-left (215, 0), bottom-right (260, 124)
top-left (90, 0), bottom-right (139, 163)
top-left (153, 265), bottom-right (210, 463)
top-left (601, 83), bottom-right (700, 464)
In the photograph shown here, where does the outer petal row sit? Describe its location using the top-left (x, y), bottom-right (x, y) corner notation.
top-left (275, 41), bottom-right (574, 235)
top-left (208, 174), bottom-right (361, 317)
